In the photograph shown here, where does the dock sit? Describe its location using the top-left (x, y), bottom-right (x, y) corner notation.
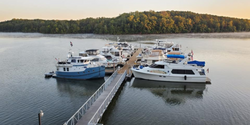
top-left (63, 48), bottom-right (141, 125)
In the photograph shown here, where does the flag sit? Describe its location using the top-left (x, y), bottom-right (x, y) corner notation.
top-left (207, 68), bottom-right (209, 73)
top-left (55, 58), bottom-right (58, 61)
top-left (70, 41), bottom-right (73, 47)
top-left (191, 50), bottom-right (194, 60)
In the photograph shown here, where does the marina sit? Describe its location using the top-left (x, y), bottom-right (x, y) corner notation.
top-left (63, 48), bottom-right (141, 125)
top-left (1, 33), bottom-right (250, 125)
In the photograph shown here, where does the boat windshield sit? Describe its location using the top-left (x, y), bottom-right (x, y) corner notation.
top-left (149, 64), bottom-right (164, 69)
top-left (105, 56), bottom-right (112, 60)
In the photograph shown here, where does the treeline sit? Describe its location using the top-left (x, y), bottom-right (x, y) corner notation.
top-left (0, 11), bottom-right (250, 34)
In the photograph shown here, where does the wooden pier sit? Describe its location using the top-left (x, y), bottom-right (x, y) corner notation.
top-left (63, 49), bottom-right (141, 125)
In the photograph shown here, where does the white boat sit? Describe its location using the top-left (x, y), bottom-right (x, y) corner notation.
top-left (131, 55), bottom-right (208, 83)
top-left (100, 46), bottom-right (125, 68)
top-left (79, 49), bottom-right (107, 67)
top-left (117, 42), bottom-right (134, 61)
top-left (154, 40), bottom-right (181, 53)
top-left (138, 49), bottom-right (167, 66)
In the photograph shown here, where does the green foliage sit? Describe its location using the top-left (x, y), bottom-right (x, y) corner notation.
top-left (0, 11), bottom-right (250, 34)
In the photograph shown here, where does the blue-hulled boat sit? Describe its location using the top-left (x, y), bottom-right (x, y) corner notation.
top-left (55, 54), bottom-right (105, 80)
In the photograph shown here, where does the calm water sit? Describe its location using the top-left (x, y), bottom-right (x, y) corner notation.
top-left (1, 33), bottom-right (250, 125)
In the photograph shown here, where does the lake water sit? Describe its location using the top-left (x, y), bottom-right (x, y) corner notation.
top-left (0, 33), bottom-right (250, 125)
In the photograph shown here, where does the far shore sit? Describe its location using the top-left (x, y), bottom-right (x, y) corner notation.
top-left (0, 32), bottom-right (250, 41)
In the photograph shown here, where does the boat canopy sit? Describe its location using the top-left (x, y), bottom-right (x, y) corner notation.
top-left (188, 60), bottom-right (205, 67)
top-left (167, 54), bottom-right (185, 59)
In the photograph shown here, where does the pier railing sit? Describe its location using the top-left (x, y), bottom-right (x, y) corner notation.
top-left (63, 70), bottom-right (118, 125)
top-left (88, 70), bottom-right (127, 125)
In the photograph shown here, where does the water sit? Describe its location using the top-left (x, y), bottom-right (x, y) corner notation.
top-left (1, 33), bottom-right (250, 125)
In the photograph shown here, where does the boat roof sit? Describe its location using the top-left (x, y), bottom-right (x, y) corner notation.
top-left (85, 49), bottom-right (99, 51)
top-left (80, 56), bottom-right (95, 60)
top-left (154, 61), bottom-right (199, 69)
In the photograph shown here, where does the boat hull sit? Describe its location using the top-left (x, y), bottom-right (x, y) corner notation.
top-left (55, 66), bottom-right (105, 80)
top-left (132, 68), bottom-right (207, 83)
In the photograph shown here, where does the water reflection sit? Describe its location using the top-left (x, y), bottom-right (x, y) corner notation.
top-left (131, 78), bottom-right (207, 105)
top-left (56, 78), bottom-right (104, 98)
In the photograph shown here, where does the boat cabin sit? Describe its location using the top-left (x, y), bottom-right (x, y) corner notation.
top-left (85, 49), bottom-right (100, 56)
top-left (79, 52), bottom-right (88, 57)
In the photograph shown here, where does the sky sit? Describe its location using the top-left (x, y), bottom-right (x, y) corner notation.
top-left (0, 0), bottom-right (250, 22)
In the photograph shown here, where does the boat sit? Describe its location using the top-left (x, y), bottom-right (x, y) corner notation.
top-left (45, 71), bottom-right (54, 78)
top-left (153, 40), bottom-right (181, 53)
top-left (55, 52), bottom-right (105, 80)
top-left (116, 42), bottom-right (134, 61)
top-left (79, 49), bottom-right (107, 67)
top-left (131, 54), bottom-right (209, 83)
top-left (140, 49), bottom-right (167, 66)
top-left (100, 46), bottom-right (125, 68)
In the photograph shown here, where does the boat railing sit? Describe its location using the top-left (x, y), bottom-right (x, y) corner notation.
top-left (88, 70), bottom-right (127, 125)
top-left (56, 64), bottom-right (72, 67)
top-left (63, 69), bottom-right (118, 125)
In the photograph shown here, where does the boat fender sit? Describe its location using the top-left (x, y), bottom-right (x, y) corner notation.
top-left (184, 75), bottom-right (187, 80)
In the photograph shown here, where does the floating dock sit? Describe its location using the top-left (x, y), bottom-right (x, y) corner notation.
top-left (63, 48), bottom-right (141, 125)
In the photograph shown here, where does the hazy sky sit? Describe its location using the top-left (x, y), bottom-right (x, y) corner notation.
top-left (0, 0), bottom-right (249, 22)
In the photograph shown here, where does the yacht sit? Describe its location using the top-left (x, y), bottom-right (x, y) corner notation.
top-left (138, 49), bottom-right (167, 66)
top-left (131, 54), bottom-right (209, 83)
top-left (154, 40), bottom-right (181, 53)
top-left (55, 52), bottom-right (105, 79)
top-left (79, 49), bottom-right (107, 67)
top-left (100, 46), bottom-right (125, 68)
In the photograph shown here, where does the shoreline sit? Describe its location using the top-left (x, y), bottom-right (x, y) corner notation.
top-left (1, 32), bottom-right (250, 41)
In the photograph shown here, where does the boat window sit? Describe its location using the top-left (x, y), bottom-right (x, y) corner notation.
top-left (63, 68), bottom-right (66, 71)
top-left (149, 64), bottom-right (164, 69)
top-left (79, 53), bottom-right (88, 57)
top-left (67, 68), bottom-right (69, 71)
top-left (71, 59), bottom-right (76, 63)
top-left (105, 56), bottom-right (112, 60)
top-left (80, 60), bottom-right (84, 63)
top-left (171, 69), bottom-right (194, 75)
top-left (86, 50), bottom-right (99, 55)
top-left (91, 58), bottom-right (99, 62)
top-left (174, 48), bottom-right (179, 51)
top-left (115, 52), bottom-right (120, 56)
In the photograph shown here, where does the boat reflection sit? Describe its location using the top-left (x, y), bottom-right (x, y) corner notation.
top-left (56, 78), bottom-right (104, 98)
top-left (131, 78), bottom-right (208, 105)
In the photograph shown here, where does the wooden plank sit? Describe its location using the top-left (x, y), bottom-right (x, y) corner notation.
top-left (118, 48), bottom-right (141, 74)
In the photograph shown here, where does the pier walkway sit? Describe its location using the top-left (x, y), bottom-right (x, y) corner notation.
top-left (63, 49), bottom-right (141, 125)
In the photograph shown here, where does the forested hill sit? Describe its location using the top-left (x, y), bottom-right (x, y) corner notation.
top-left (0, 11), bottom-right (250, 34)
